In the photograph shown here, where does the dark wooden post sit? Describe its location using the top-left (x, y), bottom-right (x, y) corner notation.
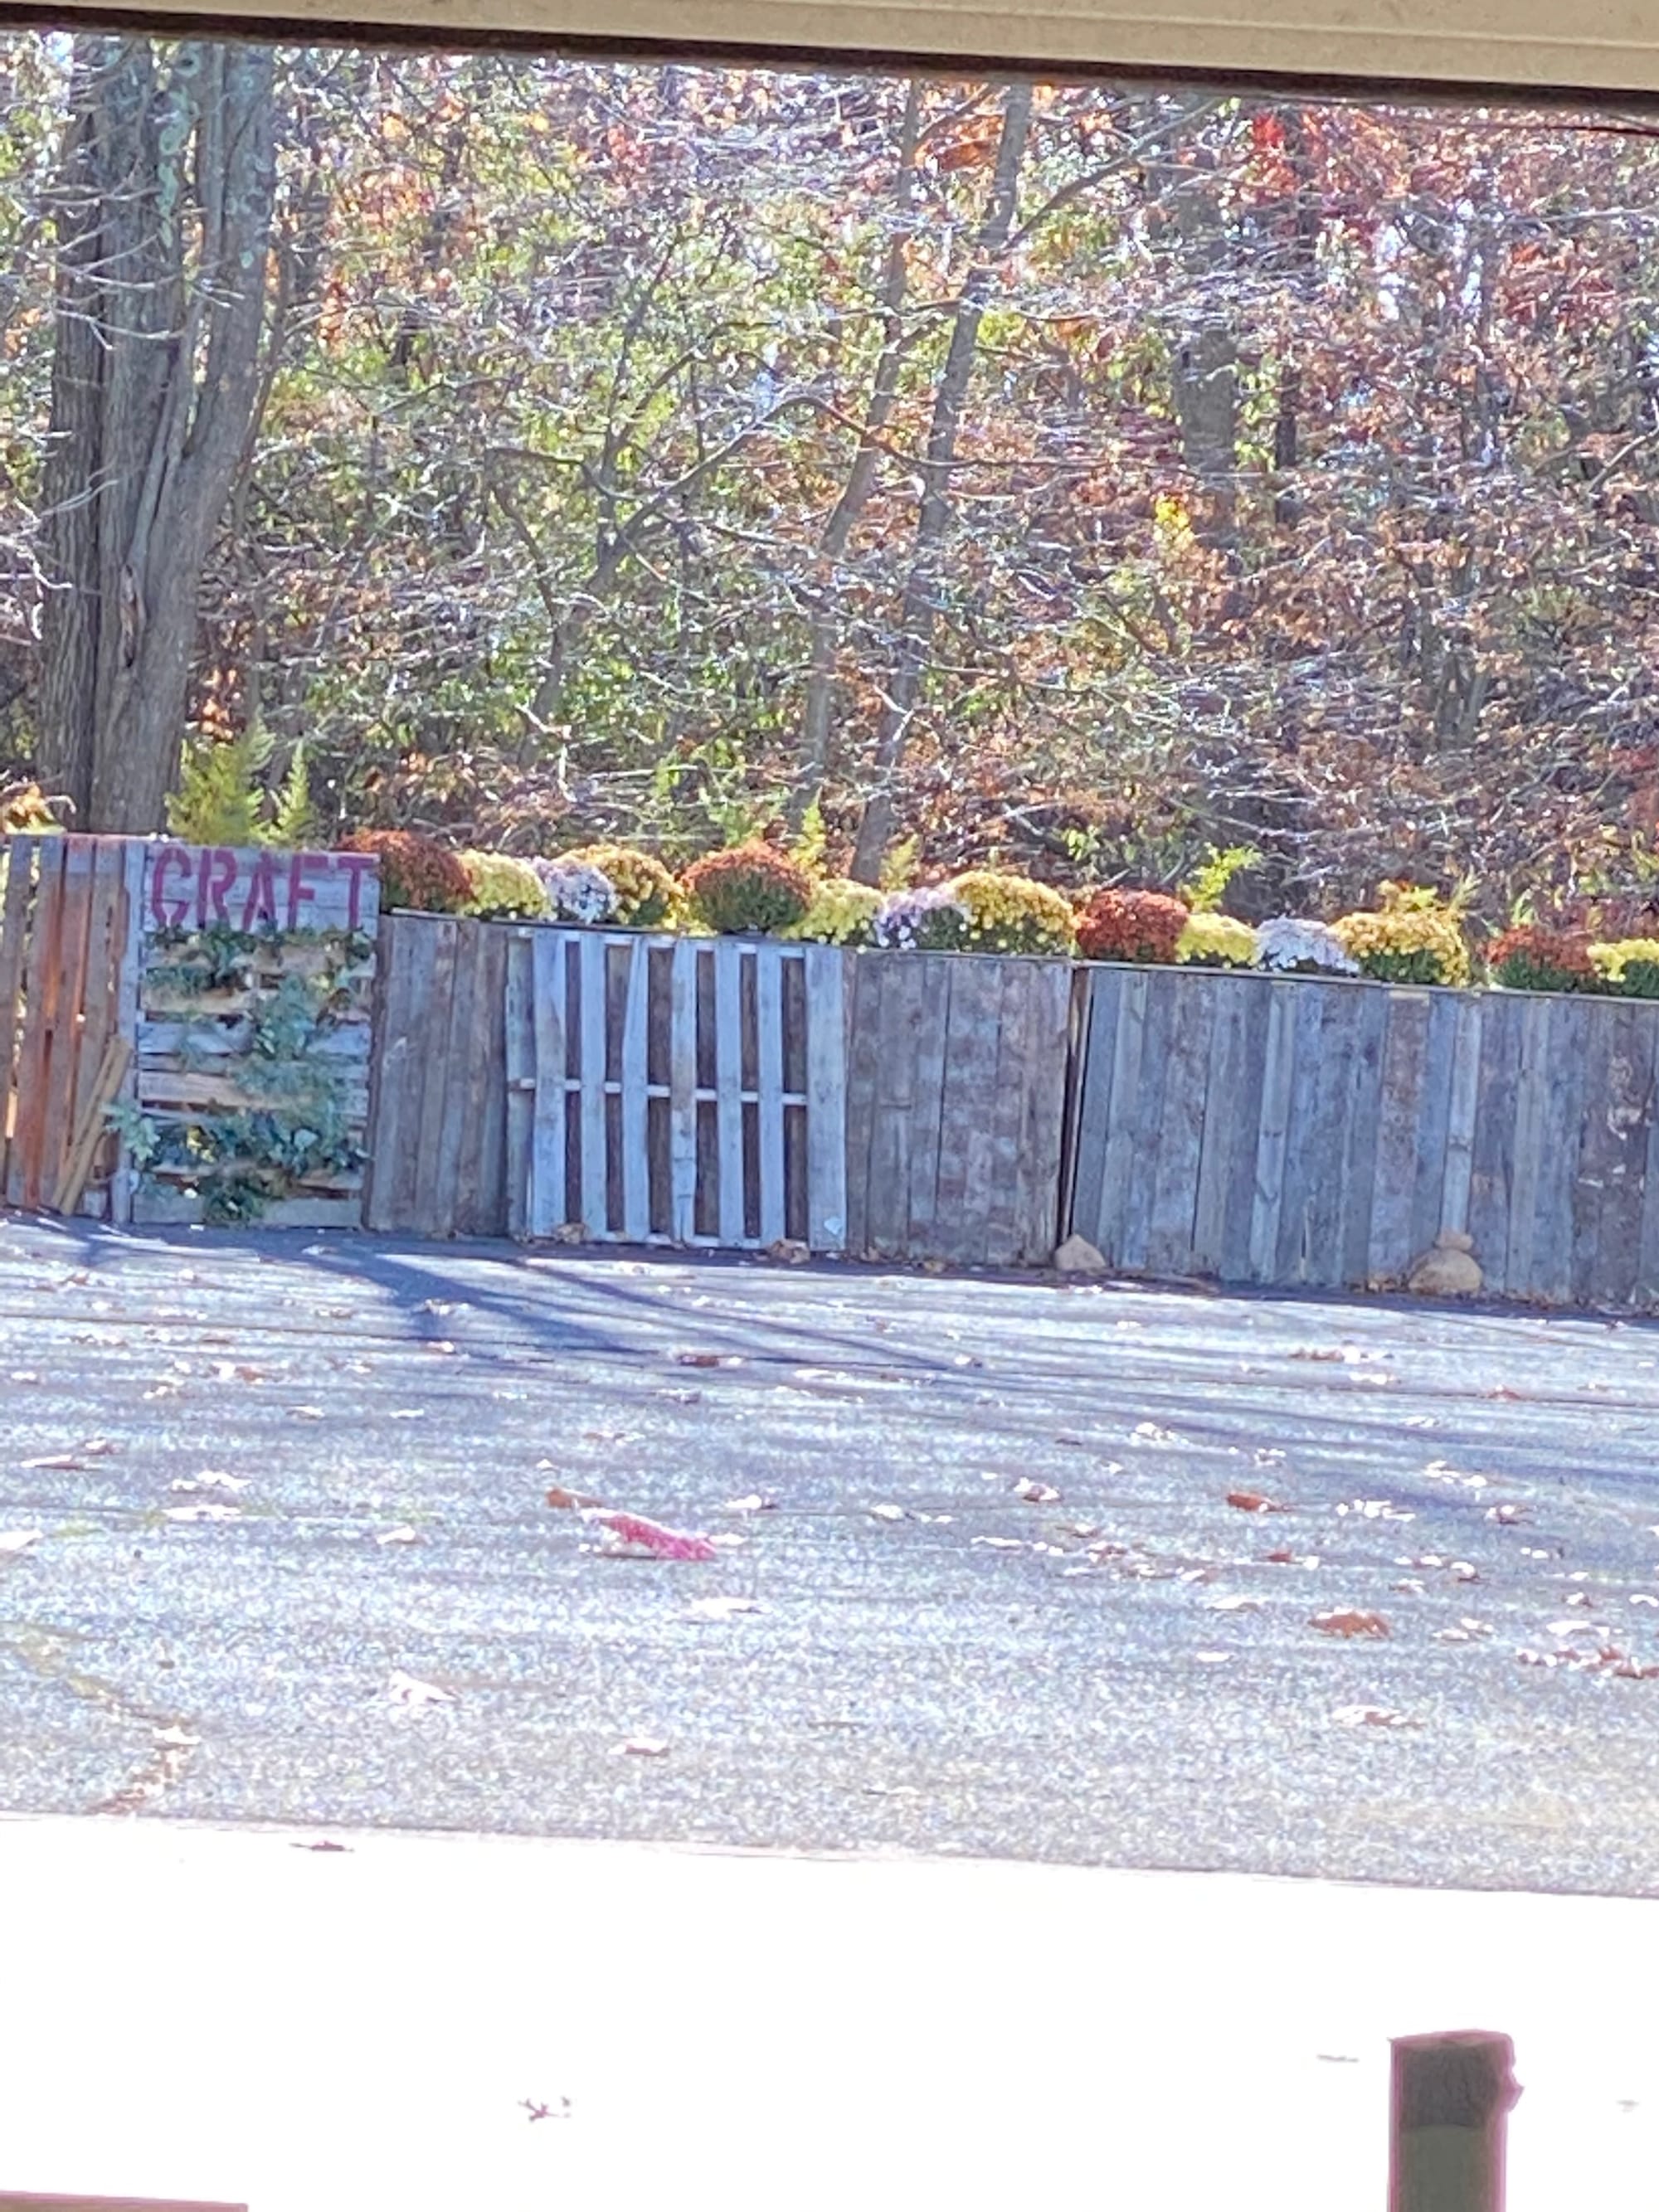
top-left (1389, 2030), bottom-right (1520, 2212)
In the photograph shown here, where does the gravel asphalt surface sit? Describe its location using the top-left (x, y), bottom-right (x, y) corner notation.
top-left (2, 1213), bottom-right (1658, 1891)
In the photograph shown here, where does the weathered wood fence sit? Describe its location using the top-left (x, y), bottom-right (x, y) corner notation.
top-left (7, 822), bottom-right (1659, 1310)
top-left (366, 918), bottom-right (849, 1248)
top-left (362, 921), bottom-right (1073, 1265)
top-left (0, 836), bottom-right (142, 1218)
top-left (843, 949), bottom-right (1073, 1267)
top-left (1066, 964), bottom-right (1659, 1307)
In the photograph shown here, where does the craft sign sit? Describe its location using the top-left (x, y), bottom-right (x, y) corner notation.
top-left (144, 843), bottom-right (381, 936)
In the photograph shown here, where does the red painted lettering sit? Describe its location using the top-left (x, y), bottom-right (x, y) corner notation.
top-left (337, 851), bottom-right (376, 931)
top-left (196, 845), bottom-right (238, 928)
top-left (149, 844), bottom-right (193, 929)
top-left (286, 849), bottom-right (317, 930)
top-left (241, 848), bottom-right (279, 931)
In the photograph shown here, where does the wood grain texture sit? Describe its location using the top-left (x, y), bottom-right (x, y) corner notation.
top-left (0, 836), bottom-right (37, 1194)
top-left (108, 839), bottom-right (148, 1223)
top-left (713, 941), bottom-right (746, 1246)
top-left (1503, 994), bottom-right (1552, 1294)
top-left (1247, 981), bottom-right (1297, 1283)
top-left (7, 835), bottom-right (65, 1206)
top-left (1068, 965), bottom-right (1121, 1246)
top-left (668, 937), bottom-right (698, 1242)
top-left (1529, 995), bottom-right (1591, 1306)
top-left (803, 944), bottom-right (848, 1252)
top-left (1095, 967), bottom-right (1150, 1266)
top-left (1190, 974), bottom-right (1248, 1276)
top-left (1366, 989), bottom-right (1430, 1286)
top-left (503, 930), bottom-right (534, 1237)
top-left (529, 926), bottom-right (569, 1236)
top-left (1466, 991), bottom-right (1520, 1296)
top-left (1337, 982), bottom-right (1389, 1288)
top-left (1145, 965), bottom-right (1213, 1277)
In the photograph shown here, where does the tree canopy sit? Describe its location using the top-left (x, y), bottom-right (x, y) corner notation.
top-left (2, 40), bottom-right (1658, 917)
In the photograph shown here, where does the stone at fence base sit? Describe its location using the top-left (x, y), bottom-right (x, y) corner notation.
top-left (1407, 1229), bottom-right (1483, 1297)
top-left (1053, 1232), bottom-right (1108, 1276)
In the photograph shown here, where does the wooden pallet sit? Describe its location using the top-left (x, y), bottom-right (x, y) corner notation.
top-left (365, 918), bottom-right (849, 1249)
top-left (131, 844), bottom-right (378, 1228)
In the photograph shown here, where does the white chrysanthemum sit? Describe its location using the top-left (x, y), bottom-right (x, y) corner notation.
top-left (870, 883), bottom-right (969, 951)
top-left (1253, 916), bottom-right (1360, 975)
top-left (532, 858), bottom-right (619, 926)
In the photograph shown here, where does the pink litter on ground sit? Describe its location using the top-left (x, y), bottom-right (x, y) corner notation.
top-left (593, 1510), bottom-right (718, 1562)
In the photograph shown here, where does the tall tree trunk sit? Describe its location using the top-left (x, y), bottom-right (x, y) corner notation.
top-left (788, 78), bottom-right (922, 829)
top-left (38, 36), bottom-right (277, 834)
top-left (849, 80), bottom-right (1032, 885)
top-left (1156, 94), bottom-right (1239, 551)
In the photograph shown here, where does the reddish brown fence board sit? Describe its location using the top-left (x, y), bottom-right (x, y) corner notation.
top-left (0, 835), bottom-right (140, 1216)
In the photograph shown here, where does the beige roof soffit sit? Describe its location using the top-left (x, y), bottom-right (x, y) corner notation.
top-left (4, 0), bottom-right (1659, 103)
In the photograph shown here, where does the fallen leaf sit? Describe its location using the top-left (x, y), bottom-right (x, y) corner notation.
top-left (426, 1340), bottom-right (458, 1356)
top-left (674, 1351), bottom-right (740, 1369)
top-left (78, 1437), bottom-right (116, 1457)
top-left (681, 1596), bottom-right (764, 1621)
top-left (545, 1485), bottom-right (604, 1510)
top-left (521, 2097), bottom-right (572, 2122)
top-left (1014, 1478), bottom-right (1061, 1504)
top-left (1333, 1704), bottom-right (1415, 1728)
top-left (292, 1839), bottom-right (351, 1852)
top-left (591, 1510), bottom-right (718, 1562)
top-left (289, 1406), bottom-right (326, 1421)
top-left (1485, 1502), bottom-right (1528, 1524)
top-left (386, 1670), bottom-right (453, 1706)
top-left (213, 1362), bottom-right (268, 1384)
top-left (1131, 1421), bottom-right (1182, 1446)
top-left (1228, 1490), bottom-right (1288, 1514)
top-left (1311, 1609), bottom-right (1390, 1638)
top-left (0, 1529), bottom-right (42, 1558)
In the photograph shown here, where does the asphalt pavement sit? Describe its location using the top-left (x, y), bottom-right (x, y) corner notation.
top-left (2, 1213), bottom-right (1658, 1892)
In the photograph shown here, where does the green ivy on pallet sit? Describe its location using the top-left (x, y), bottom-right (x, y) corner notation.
top-left (118, 921), bottom-right (372, 1225)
